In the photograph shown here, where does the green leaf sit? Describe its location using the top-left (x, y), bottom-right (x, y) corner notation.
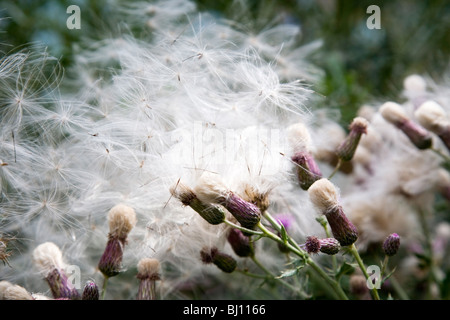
top-left (276, 260), bottom-right (306, 279)
top-left (381, 267), bottom-right (397, 285)
top-left (336, 262), bottom-right (357, 281)
top-left (277, 268), bottom-right (298, 279)
top-left (280, 224), bottom-right (288, 244)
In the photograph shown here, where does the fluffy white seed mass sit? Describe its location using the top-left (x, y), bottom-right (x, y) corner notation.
top-left (414, 100), bottom-right (449, 133)
top-left (32, 242), bottom-right (65, 275)
top-left (308, 178), bottom-right (340, 213)
top-left (3, 285), bottom-right (33, 300)
top-left (108, 204), bottom-right (137, 238)
top-left (1, 0), bottom-right (449, 301)
top-left (379, 102), bottom-right (408, 124)
top-left (403, 74), bottom-right (427, 93)
top-left (137, 258), bottom-right (161, 277)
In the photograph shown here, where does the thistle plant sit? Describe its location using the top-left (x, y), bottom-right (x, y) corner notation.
top-left (1, 0), bottom-right (450, 302)
top-left (32, 242), bottom-right (80, 300)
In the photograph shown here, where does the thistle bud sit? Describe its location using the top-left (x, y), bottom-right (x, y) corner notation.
top-left (383, 233), bottom-right (400, 256)
top-left (227, 228), bottom-right (254, 257)
top-left (170, 182), bottom-right (225, 225)
top-left (304, 236), bottom-right (341, 255)
top-left (350, 274), bottom-right (371, 300)
top-left (98, 204), bottom-right (137, 278)
top-left (380, 101), bottom-right (432, 150)
top-left (318, 237), bottom-right (341, 255)
top-left (136, 258), bottom-right (161, 300)
top-left (308, 179), bottom-right (358, 246)
top-left (195, 173), bottom-right (261, 231)
top-left (291, 151), bottom-right (322, 190)
top-left (200, 247), bottom-right (237, 273)
top-left (336, 117), bottom-right (369, 161)
top-left (82, 281), bottom-right (99, 300)
top-left (415, 101), bottom-right (450, 151)
top-left (224, 192), bottom-right (261, 230)
top-left (304, 236), bottom-right (321, 254)
top-left (287, 122), bottom-right (322, 190)
top-left (33, 242), bottom-right (80, 300)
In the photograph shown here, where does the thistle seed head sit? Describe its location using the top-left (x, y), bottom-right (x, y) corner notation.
top-left (108, 204), bottom-right (137, 239)
top-left (308, 178), bottom-right (340, 213)
top-left (336, 117), bottom-right (369, 161)
top-left (137, 258), bottom-right (161, 281)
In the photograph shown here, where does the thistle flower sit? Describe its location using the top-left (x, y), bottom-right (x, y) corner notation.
top-left (170, 181), bottom-right (226, 225)
top-left (287, 122), bottom-right (322, 190)
top-left (200, 247), bottom-right (237, 273)
top-left (383, 233), bottom-right (401, 257)
top-left (194, 173), bottom-right (261, 231)
top-left (336, 117), bottom-right (369, 161)
top-left (242, 183), bottom-right (271, 213)
top-left (414, 100), bottom-right (450, 151)
top-left (32, 242), bottom-right (80, 300)
top-left (98, 204), bottom-right (137, 278)
top-left (349, 274), bottom-right (371, 300)
top-left (136, 258), bottom-right (161, 300)
top-left (308, 179), bottom-right (358, 246)
top-left (291, 152), bottom-right (322, 190)
top-left (82, 280), bottom-right (99, 300)
top-left (380, 101), bottom-right (432, 150)
top-left (227, 228), bottom-right (254, 257)
top-left (304, 236), bottom-right (341, 255)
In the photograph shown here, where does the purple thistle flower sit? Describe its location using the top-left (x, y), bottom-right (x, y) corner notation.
top-left (291, 151), bottom-right (322, 190)
top-left (304, 236), bottom-right (341, 255)
top-left (383, 233), bottom-right (401, 256)
top-left (46, 268), bottom-right (80, 300)
top-left (222, 192), bottom-right (261, 231)
top-left (82, 280), bottom-right (99, 300)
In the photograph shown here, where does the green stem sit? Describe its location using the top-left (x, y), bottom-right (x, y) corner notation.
top-left (386, 269), bottom-right (410, 300)
top-left (328, 158), bottom-right (343, 179)
top-left (431, 147), bottom-right (450, 162)
top-left (256, 222), bottom-right (348, 300)
top-left (381, 255), bottom-right (389, 277)
top-left (237, 269), bottom-right (268, 279)
top-left (250, 255), bottom-right (309, 299)
top-left (101, 276), bottom-right (109, 300)
top-left (223, 219), bottom-right (264, 236)
top-left (417, 208), bottom-right (442, 298)
top-left (263, 211), bottom-right (303, 251)
top-left (349, 244), bottom-right (380, 300)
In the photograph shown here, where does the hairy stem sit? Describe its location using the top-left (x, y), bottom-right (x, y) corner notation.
top-left (349, 244), bottom-right (380, 300)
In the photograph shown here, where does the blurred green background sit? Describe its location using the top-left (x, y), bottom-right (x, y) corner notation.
top-left (1, 0), bottom-right (449, 124)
